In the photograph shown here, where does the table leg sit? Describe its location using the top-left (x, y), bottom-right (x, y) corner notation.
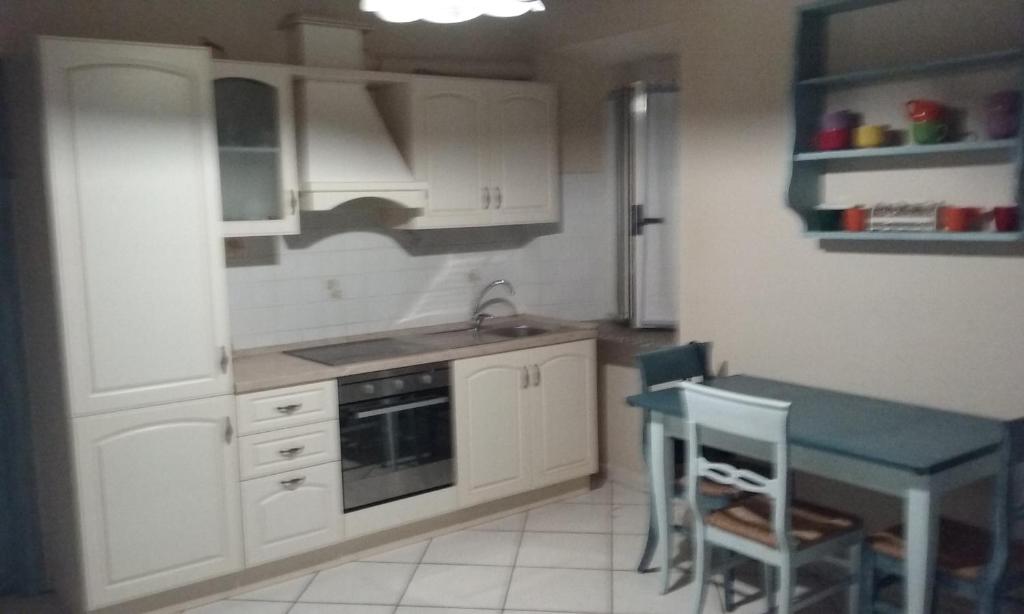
top-left (638, 409), bottom-right (658, 573)
top-left (649, 414), bottom-right (672, 594)
top-left (904, 486), bottom-right (939, 614)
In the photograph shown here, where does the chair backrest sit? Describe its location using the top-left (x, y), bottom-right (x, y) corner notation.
top-left (681, 381), bottom-right (793, 552)
top-left (636, 342), bottom-right (710, 392)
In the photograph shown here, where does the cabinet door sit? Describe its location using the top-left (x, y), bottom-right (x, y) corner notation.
top-left (241, 461), bottom-right (342, 566)
top-left (214, 61), bottom-right (300, 236)
top-left (528, 340), bottom-right (598, 487)
top-left (453, 351), bottom-right (532, 506)
top-left (39, 38), bottom-right (232, 415)
top-left (489, 83), bottom-right (560, 224)
top-left (73, 396), bottom-right (243, 609)
top-left (411, 81), bottom-right (492, 227)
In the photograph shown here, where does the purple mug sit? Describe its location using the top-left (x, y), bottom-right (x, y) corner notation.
top-left (822, 110), bottom-right (855, 131)
top-left (985, 90), bottom-right (1021, 139)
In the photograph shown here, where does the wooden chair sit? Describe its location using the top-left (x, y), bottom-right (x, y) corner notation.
top-left (682, 381), bottom-right (864, 614)
top-left (635, 344), bottom-right (745, 599)
top-left (862, 431), bottom-right (1021, 614)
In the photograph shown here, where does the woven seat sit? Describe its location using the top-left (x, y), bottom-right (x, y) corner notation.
top-left (707, 495), bottom-right (861, 550)
top-left (868, 518), bottom-right (1024, 581)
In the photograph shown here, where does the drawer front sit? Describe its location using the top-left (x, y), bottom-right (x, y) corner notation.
top-left (238, 421), bottom-right (340, 480)
top-left (237, 381), bottom-right (337, 435)
top-left (240, 462), bottom-right (343, 566)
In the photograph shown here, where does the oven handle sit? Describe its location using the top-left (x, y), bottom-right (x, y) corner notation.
top-left (353, 396), bottom-right (450, 419)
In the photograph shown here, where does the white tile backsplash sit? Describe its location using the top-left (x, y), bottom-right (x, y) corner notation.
top-left (226, 173), bottom-right (617, 349)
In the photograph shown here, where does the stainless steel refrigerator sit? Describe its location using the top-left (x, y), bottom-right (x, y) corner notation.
top-left (609, 82), bottom-right (680, 329)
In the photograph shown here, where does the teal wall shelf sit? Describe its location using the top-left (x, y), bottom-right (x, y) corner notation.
top-left (788, 0), bottom-right (1024, 242)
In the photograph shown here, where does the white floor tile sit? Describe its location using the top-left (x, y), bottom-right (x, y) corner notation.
top-left (421, 530), bottom-right (520, 566)
top-left (516, 532), bottom-right (610, 569)
top-left (612, 483), bottom-right (649, 505)
top-left (611, 504), bottom-right (649, 534)
top-left (395, 608), bottom-right (498, 614)
top-left (230, 573), bottom-right (314, 602)
top-left (568, 481), bottom-right (613, 504)
top-left (401, 564), bottom-right (512, 609)
top-left (611, 569), bottom-right (713, 614)
top-left (361, 540), bottom-right (430, 563)
top-left (290, 605), bottom-right (395, 614)
top-left (470, 512), bottom-right (526, 532)
top-left (524, 503), bottom-right (611, 533)
top-left (185, 601), bottom-right (291, 614)
top-left (504, 567), bottom-right (611, 614)
top-left (299, 562), bottom-right (417, 605)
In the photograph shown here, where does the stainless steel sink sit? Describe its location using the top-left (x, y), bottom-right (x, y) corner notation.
top-left (485, 324), bottom-right (551, 338)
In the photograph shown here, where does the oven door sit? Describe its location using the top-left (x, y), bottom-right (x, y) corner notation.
top-left (339, 390), bottom-right (453, 512)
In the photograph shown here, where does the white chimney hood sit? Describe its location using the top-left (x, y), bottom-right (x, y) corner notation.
top-left (295, 79), bottom-right (426, 212)
top-left (285, 14), bottom-right (427, 212)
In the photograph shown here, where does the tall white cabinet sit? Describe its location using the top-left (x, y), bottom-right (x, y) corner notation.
top-left (13, 37), bottom-right (240, 612)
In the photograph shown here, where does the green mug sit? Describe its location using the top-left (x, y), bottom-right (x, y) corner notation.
top-left (912, 120), bottom-right (947, 145)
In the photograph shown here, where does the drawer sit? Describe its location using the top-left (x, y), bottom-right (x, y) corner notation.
top-left (238, 421), bottom-right (340, 480)
top-left (240, 461), bottom-right (343, 566)
top-left (237, 381), bottom-right (337, 435)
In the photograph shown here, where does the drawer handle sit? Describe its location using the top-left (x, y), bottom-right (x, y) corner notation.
top-left (276, 403), bottom-right (302, 414)
top-left (278, 446), bottom-right (305, 458)
top-left (280, 477), bottom-right (306, 490)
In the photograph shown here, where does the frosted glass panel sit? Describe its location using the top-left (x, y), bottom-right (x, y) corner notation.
top-left (214, 78), bottom-right (283, 222)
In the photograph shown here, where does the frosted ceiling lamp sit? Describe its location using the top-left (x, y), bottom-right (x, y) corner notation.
top-left (360, 0), bottom-right (545, 24)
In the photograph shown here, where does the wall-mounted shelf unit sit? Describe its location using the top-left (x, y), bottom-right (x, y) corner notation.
top-left (788, 0), bottom-right (1024, 241)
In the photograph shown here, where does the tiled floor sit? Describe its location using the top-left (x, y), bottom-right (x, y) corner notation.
top-left (184, 482), bottom-right (851, 614)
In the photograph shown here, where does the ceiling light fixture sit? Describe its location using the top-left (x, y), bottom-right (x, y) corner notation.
top-left (360, 0), bottom-right (545, 24)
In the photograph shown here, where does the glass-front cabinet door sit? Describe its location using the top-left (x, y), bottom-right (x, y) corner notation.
top-left (213, 61), bottom-right (299, 236)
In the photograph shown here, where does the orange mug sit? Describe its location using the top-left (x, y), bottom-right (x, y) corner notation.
top-left (906, 99), bottom-right (944, 122)
top-left (842, 206), bottom-right (869, 232)
top-left (941, 206), bottom-right (979, 232)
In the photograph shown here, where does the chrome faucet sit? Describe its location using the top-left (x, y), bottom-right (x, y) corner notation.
top-left (471, 279), bottom-right (516, 332)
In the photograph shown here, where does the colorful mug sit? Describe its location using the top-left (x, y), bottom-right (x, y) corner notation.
top-left (940, 206), bottom-right (979, 232)
top-left (842, 206), bottom-right (869, 232)
top-left (822, 110), bottom-right (855, 131)
top-left (906, 99), bottom-right (944, 122)
top-left (853, 125), bottom-right (887, 148)
top-left (994, 206), bottom-right (1019, 232)
top-left (985, 90), bottom-right (1021, 139)
top-left (815, 128), bottom-right (850, 151)
top-left (911, 120), bottom-right (947, 145)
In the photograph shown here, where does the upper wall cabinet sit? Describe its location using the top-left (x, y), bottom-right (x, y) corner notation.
top-left (388, 79), bottom-right (560, 229)
top-left (39, 38), bottom-right (233, 415)
top-left (213, 61), bottom-right (300, 236)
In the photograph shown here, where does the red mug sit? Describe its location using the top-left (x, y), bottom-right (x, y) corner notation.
top-left (815, 128), bottom-right (850, 151)
top-left (994, 206), bottom-right (1019, 232)
top-left (906, 99), bottom-right (944, 122)
top-left (842, 206), bottom-right (868, 232)
top-left (941, 206), bottom-right (979, 232)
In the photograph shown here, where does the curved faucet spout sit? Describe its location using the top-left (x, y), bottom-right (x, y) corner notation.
top-left (472, 279), bottom-right (516, 320)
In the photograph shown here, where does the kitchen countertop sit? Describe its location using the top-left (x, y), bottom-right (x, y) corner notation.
top-left (232, 314), bottom-right (598, 394)
top-left (594, 319), bottom-right (676, 367)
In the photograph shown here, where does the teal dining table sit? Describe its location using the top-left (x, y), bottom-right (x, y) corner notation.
top-left (627, 375), bottom-right (1011, 614)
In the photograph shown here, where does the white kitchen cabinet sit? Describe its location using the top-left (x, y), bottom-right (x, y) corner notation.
top-left (453, 340), bottom-right (596, 507)
top-left (453, 350), bottom-right (533, 506)
top-left (529, 341), bottom-right (598, 487)
top-left (38, 37), bottom-right (233, 415)
top-left (214, 61), bottom-right (300, 236)
top-left (241, 461), bottom-right (343, 566)
top-left (398, 79), bottom-right (559, 229)
top-left (73, 396), bottom-right (243, 609)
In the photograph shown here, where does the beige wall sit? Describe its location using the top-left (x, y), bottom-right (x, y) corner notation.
top-left (675, 0), bottom-right (1024, 422)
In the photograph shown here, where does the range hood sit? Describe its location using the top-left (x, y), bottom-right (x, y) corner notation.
top-left (284, 15), bottom-right (427, 212)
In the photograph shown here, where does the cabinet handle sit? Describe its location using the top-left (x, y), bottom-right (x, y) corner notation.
top-left (224, 417), bottom-right (234, 443)
top-left (531, 365), bottom-right (540, 387)
top-left (278, 445), bottom-right (305, 458)
top-left (219, 346), bottom-right (230, 373)
top-left (276, 403), bottom-right (302, 414)
top-left (521, 366), bottom-right (529, 389)
top-left (289, 190), bottom-right (298, 214)
top-left (280, 476), bottom-right (306, 490)
top-left (495, 186), bottom-right (502, 208)
top-left (482, 187), bottom-right (491, 209)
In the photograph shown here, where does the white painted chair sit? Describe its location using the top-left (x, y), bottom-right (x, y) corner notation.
top-left (681, 381), bottom-right (864, 613)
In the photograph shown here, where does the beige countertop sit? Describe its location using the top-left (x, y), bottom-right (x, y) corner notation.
top-left (593, 319), bottom-right (676, 367)
top-left (232, 314), bottom-right (598, 394)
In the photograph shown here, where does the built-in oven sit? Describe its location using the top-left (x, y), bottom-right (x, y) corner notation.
top-left (337, 363), bottom-right (453, 512)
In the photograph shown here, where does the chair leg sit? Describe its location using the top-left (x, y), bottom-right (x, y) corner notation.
top-left (859, 545), bottom-right (875, 614)
top-left (778, 563), bottom-right (794, 614)
top-left (723, 559), bottom-right (737, 612)
top-left (636, 502), bottom-right (657, 573)
top-left (764, 563), bottom-right (777, 610)
top-left (848, 541), bottom-right (862, 614)
top-left (691, 528), bottom-right (709, 614)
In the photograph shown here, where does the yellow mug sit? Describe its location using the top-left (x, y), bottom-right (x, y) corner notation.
top-left (853, 125), bottom-right (887, 148)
